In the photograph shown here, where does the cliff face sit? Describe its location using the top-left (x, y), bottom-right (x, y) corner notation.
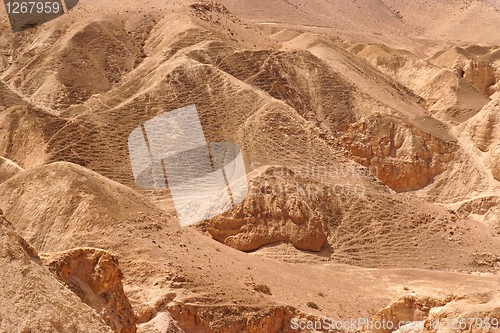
top-left (201, 166), bottom-right (335, 252)
top-left (0, 214), bottom-right (113, 333)
top-left (42, 248), bottom-right (137, 333)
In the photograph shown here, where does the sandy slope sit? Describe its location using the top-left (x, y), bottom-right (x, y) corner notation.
top-left (0, 156), bottom-right (22, 183)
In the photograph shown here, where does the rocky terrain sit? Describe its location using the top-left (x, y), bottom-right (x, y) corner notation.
top-left (0, 0), bottom-right (499, 332)
top-left (0, 212), bottom-right (113, 333)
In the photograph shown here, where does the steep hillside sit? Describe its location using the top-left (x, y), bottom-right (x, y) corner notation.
top-left (349, 43), bottom-right (491, 123)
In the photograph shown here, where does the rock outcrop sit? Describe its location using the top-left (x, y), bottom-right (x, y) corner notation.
top-left (137, 312), bottom-right (186, 333)
top-left (341, 115), bottom-right (456, 192)
top-left (425, 293), bottom-right (500, 333)
top-left (467, 96), bottom-right (500, 152)
top-left (0, 156), bottom-right (22, 183)
top-left (168, 303), bottom-right (330, 333)
top-left (200, 166), bottom-right (336, 252)
top-left (492, 145), bottom-right (500, 181)
top-left (367, 295), bottom-right (450, 333)
top-left (429, 45), bottom-right (500, 97)
top-left (367, 293), bottom-right (500, 333)
top-left (41, 248), bottom-right (137, 333)
top-left (0, 214), bottom-right (113, 333)
top-left (456, 196), bottom-right (500, 228)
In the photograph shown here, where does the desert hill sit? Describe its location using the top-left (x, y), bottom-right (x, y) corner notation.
top-left (349, 43), bottom-right (492, 123)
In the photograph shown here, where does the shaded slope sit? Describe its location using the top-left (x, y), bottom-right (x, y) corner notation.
top-left (0, 105), bottom-right (62, 168)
